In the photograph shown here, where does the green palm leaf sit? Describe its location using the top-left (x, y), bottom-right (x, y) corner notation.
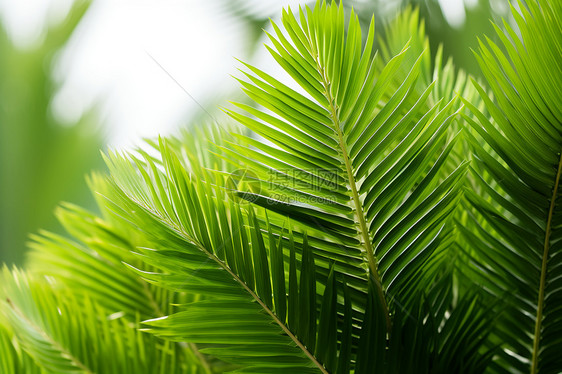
top-left (378, 6), bottom-right (482, 110)
top-left (25, 203), bottom-right (218, 374)
top-left (91, 137), bottom-right (494, 372)
top-left (94, 137), bottom-right (347, 372)
top-left (226, 1), bottom-right (465, 328)
top-left (0, 2), bottom-right (518, 373)
top-left (0, 267), bottom-right (185, 374)
top-left (461, 1), bottom-right (562, 372)
top-left (0, 322), bottom-right (42, 374)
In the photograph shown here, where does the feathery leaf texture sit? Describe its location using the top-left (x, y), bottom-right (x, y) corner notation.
top-left (226, 1), bottom-right (466, 328)
top-left (0, 267), bottom-right (187, 374)
top-left (0, 1), bottom-right (560, 373)
top-left (460, 1), bottom-right (562, 373)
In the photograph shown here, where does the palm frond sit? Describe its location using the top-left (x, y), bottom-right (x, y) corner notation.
top-left (461, 1), bottom-right (562, 372)
top-left (0, 2), bottom-right (540, 373)
top-left (0, 267), bottom-right (186, 374)
top-left (226, 1), bottom-right (466, 328)
top-left (94, 138), bottom-right (342, 372)
top-left (24, 203), bottom-right (220, 373)
top-left (27, 203), bottom-right (176, 319)
top-left (378, 6), bottom-right (482, 110)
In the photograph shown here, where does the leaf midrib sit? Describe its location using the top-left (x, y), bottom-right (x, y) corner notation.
top-left (311, 51), bottom-right (391, 332)
top-left (531, 151), bottom-right (562, 374)
top-left (118, 180), bottom-right (328, 372)
top-left (189, 239), bottom-right (329, 374)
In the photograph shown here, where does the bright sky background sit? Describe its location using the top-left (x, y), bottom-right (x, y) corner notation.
top-left (0, 0), bottom-right (302, 147)
top-left (0, 0), bottom-right (472, 148)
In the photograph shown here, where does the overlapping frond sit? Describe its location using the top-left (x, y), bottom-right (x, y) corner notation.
top-left (2, 2), bottom-right (552, 373)
top-left (461, 1), bottom-right (562, 373)
top-left (0, 267), bottom-right (186, 374)
top-left (96, 139), bottom-right (344, 372)
top-left (24, 203), bottom-right (218, 373)
top-left (226, 1), bottom-right (466, 327)
top-left (378, 6), bottom-right (484, 188)
top-left (27, 203), bottom-right (180, 319)
top-left (378, 6), bottom-right (481, 110)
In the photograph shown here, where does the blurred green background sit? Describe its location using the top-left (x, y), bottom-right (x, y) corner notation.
top-left (0, 0), bottom-right (512, 265)
top-left (0, 2), bottom-right (103, 265)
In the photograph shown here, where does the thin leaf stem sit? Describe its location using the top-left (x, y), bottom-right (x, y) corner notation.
top-left (531, 151), bottom-right (562, 374)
